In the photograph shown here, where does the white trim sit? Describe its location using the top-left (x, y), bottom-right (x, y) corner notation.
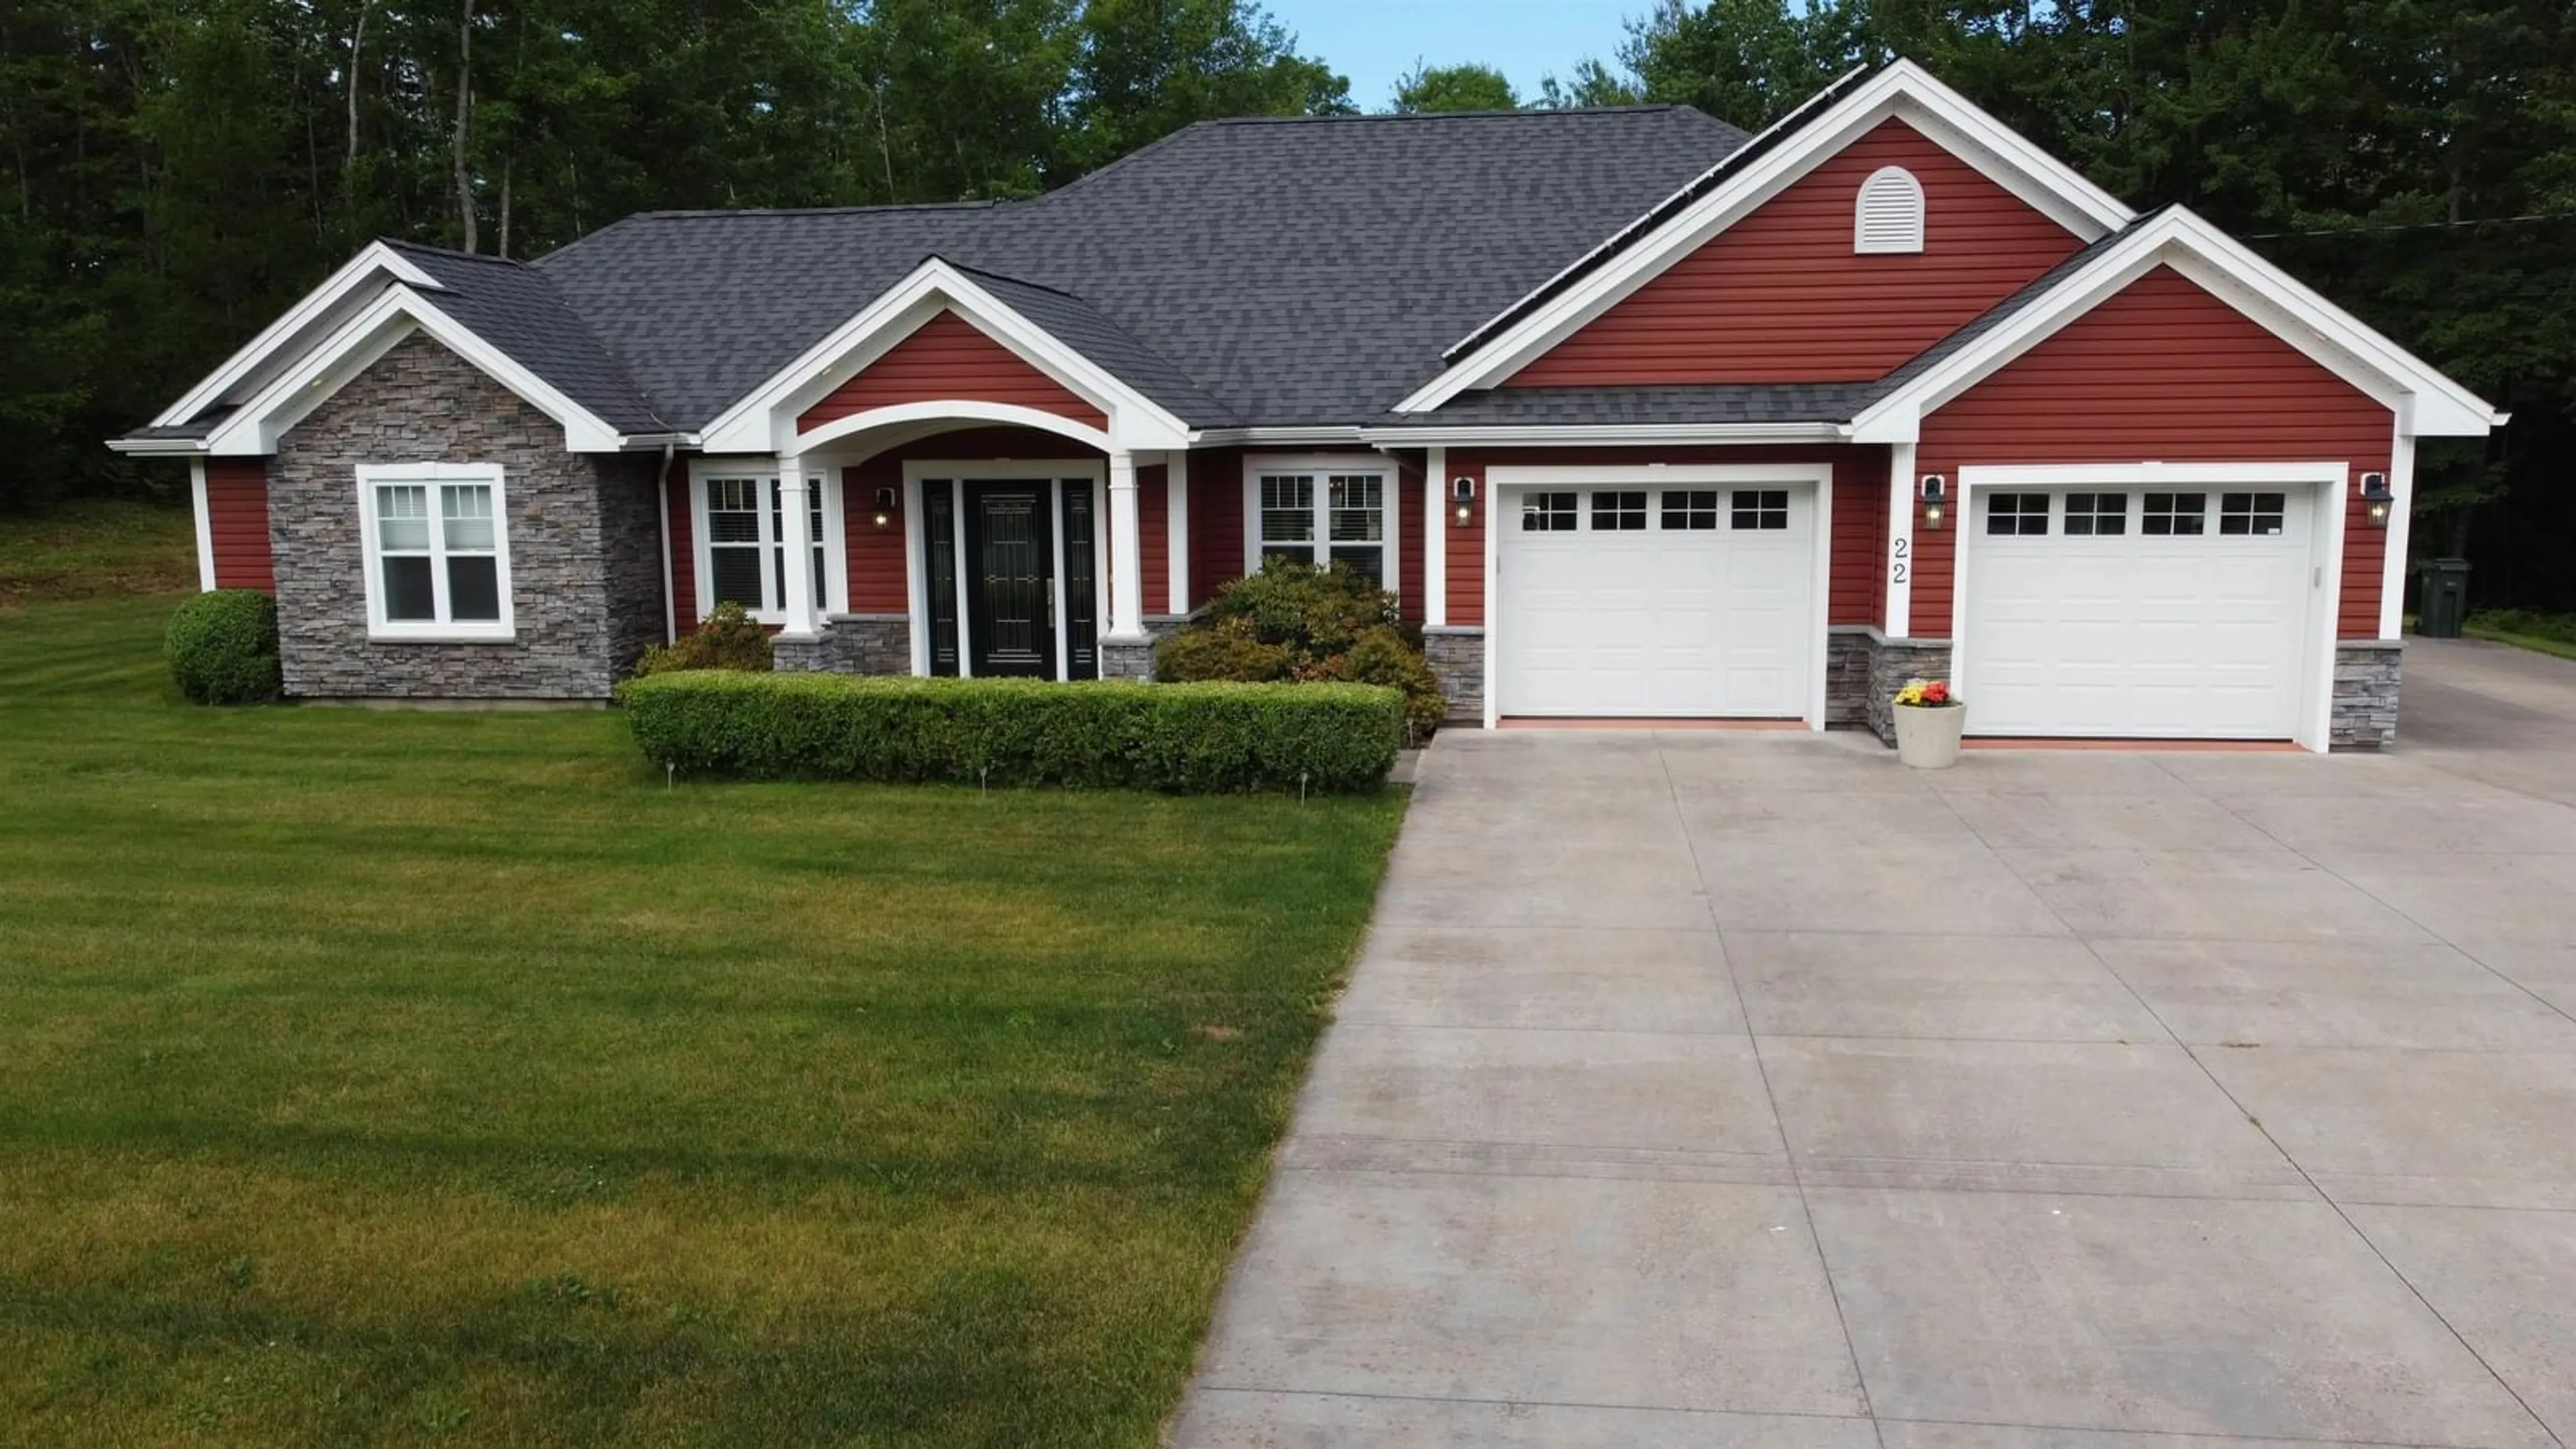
top-left (903, 476), bottom-right (931, 677)
top-left (1950, 460), bottom-right (2347, 753)
top-left (354, 461), bottom-right (516, 642)
top-left (1424, 445), bottom-right (1448, 627)
top-left (1189, 425), bottom-right (1366, 447)
top-left (794, 398), bottom-right (1114, 457)
top-left (1239, 453), bottom-right (1401, 596)
top-left (1885, 442), bottom-right (1915, 637)
top-left (206, 286), bottom-right (625, 455)
top-left (1400, 60), bottom-right (2135, 412)
top-left (700, 257), bottom-right (1190, 456)
top-left (152, 241), bottom-right (441, 431)
top-left (1166, 451), bottom-right (1191, 614)
top-left (776, 458), bottom-right (821, 641)
top-left (2380, 429), bottom-right (2415, 641)
top-left (189, 458), bottom-right (216, 592)
top-left (900, 458), bottom-right (1109, 679)
top-left (1483, 463), bottom-right (1836, 731)
top-left (656, 466), bottom-right (678, 646)
top-left (1854, 166), bottom-right (1927, 254)
top-left (1852, 209), bottom-right (2504, 443)
top-left (1358, 423), bottom-right (1847, 447)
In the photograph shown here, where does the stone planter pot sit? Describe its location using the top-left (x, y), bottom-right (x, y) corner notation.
top-left (1892, 702), bottom-right (1966, 769)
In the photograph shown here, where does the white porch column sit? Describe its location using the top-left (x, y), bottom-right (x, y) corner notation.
top-left (777, 453), bottom-right (822, 640)
top-left (189, 457), bottom-right (217, 592)
top-left (1166, 449), bottom-right (1190, 615)
top-left (1885, 441), bottom-right (1916, 639)
top-left (1423, 445), bottom-right (1448, 627)
top-left (1107, 449), bottom-right (1148, 641)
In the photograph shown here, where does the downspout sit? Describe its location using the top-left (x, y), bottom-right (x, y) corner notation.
top-left (656, 441), bottom-right (678, 645)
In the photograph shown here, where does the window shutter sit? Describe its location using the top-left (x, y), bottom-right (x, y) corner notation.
top-left (1854, 166), bottom-right (1926, 254)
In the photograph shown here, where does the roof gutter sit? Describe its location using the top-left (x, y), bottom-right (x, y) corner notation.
top-left (1355, 422), bottom-right (1850, 447)
top-left (105, 438), bottom-right (211, 457)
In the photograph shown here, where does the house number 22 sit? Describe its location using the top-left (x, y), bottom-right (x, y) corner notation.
top-left (1890, 537), bottom-right (1910, 584)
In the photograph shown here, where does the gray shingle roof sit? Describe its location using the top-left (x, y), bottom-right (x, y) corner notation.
top-left (1381, 382), bottom-right (1882, 428)
top-left (528, 105), bottom-right (1750, 430)
top-left (946, 262), bottom-right (1240, 427)
top-left (382, 241), bottom-right (670, 433)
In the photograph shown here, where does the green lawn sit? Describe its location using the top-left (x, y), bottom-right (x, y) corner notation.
top-left (0, 592), bottom-right (1403, 1446)
top-left (2464, 608), bottom-right (2576, 662)
top-left (0, 498), bottom-right (197, 604)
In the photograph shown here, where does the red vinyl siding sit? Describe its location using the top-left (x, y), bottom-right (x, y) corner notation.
top-left (668, 470), bottom-right (699, 633)
top-left (1442, 445), bottom-right (1889, 631)
top-left (840, 462), bottom-right (910, 613)
top-left (797, 311), bottom-right (1107, 433)
top-left (1914, 264), bottom-right (2394, 640)
top-left (1398, 466), bottom-right (1426, 623)
top-left (1138, 462), bottom-right (1169, 615)
top-left (1187, 446), bottom-right (1243, 609)
top-left (205, 460), bottom-right (274, 592)
top-left (1509, 119), bottom-right (2085, 387)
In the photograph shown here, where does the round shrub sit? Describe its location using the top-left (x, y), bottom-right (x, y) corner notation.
top-left (1340, 625), bottom-right (1447, 740)
top-left (1156, 623), bottom-right (1293, 682)
top-left (632, 600), bottom-right (775, 678)
top-left (166, 590), bottom-right (282, 704)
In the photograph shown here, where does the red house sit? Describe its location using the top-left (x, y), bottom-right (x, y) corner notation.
top-left (115, 62), bottom-right (2500, 751)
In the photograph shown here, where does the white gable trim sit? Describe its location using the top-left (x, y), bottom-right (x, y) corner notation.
top-left (798, 400), bottom-right (1113, 456)
top-left (1848, 207), bottom-right (2505, 444)
top-left (1398, 60), bottom-right (2135, 413)
top-left (152, 241), bottom-right (444, 431)
top-left (203, 286), bottom-right (625, 455)
top-left (698, 258), bottom-right (1190, 456)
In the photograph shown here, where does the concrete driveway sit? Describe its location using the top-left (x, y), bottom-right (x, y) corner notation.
top-left (1173, 637), bottom-right (2576, 1448)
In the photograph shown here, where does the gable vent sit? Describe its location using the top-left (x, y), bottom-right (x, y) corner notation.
top-left (1855, 166), bottom-right (1926, 254)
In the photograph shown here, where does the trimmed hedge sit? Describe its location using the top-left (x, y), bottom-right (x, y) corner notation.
top-left (166, 590), bottom-right (283, 704)
top-left (621, 671), bottom-right (1403, 793)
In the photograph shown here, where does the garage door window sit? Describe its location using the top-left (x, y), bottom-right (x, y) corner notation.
top-left (2143, 492), bottom-right (2208, 536)
top-left (1732, 490), bottom-right (1790, 530)
top-left (1986, 492), bottom-right (2050, 535)
top-left (2064, 492), bottom-right (2128, 536)
top-left (1521, 492), bottom-right (1578, 531)
top-left (1591, 491), bottom-right (1648, 531)
top-left (1662, 490), bottom-right (1720, 530)
top-left (2220, 492), bottom-right (2288, 536)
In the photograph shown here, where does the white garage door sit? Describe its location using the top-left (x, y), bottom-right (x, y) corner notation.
top-left (1964, 486), bottom-right (2317, 739)
top-left (1498, 484), bottom-right (1815, 718)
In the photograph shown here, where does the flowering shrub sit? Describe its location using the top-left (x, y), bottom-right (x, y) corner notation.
top-left (1894, 677), bottom-right (1958, 708)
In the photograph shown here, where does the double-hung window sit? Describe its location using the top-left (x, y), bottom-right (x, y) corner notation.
top-left (1250, 461), bottom-right (1391, 590)
top-left (358, 463), bottom-right (513, 640)
top-left (697, 469), bottom-right (828, 621)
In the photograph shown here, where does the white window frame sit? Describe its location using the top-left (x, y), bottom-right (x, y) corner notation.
top-left (1238, 453), bottom-right (1401, 598)
top-left (1855, 164), bottom-right (1927, 254)
top-left (355, 462), bottom-right (515, 642)
top-left (687, 458), bottom-right (845, 625)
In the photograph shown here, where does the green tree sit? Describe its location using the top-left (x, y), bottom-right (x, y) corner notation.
top-left (1389, 61), bottom-right (1519, 113)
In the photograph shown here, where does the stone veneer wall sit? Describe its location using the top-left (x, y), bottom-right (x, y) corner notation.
top-left (2330, 640), bottom-right (2404, 750)
top-left (1101, 616), bottom-right (1185, 681)
top-left (269, 333), bottom-right (649, 700)
top-left (1864, 636), bottom-right (1955, 745)
top-left (1825, 629), bottom-right (1874, 729)
top-left (1423, 627), bottom-right (1485, 724)
top-left (774, 616), bottom-right (911, 676)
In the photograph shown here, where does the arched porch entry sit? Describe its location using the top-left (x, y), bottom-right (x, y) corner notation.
top-left (810, 415), bottom-right (1113, 681)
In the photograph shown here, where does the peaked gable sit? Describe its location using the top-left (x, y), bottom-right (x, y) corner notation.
top-left (1507, 119), bottom-right (2085, 388)
top-left (796, 310), bottom-right (1107, 434)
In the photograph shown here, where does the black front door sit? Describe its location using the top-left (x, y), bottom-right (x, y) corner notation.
top-left (965, 483), bottom-right (1056, 678)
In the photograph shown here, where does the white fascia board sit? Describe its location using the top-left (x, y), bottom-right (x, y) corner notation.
top-left (1189, 425), bottom-right (1368, 446)
top-left (1851, 209), bottom-right (2505, 443)
top-left (1356, 422), bottom-right (1847, 447)
top-left (152, 241), bottom-right (443, 430)
top-left (697, 257), bottom-right (1191, 456)
top-left (205, 286), bottom-right (624, 455)
top-left (105, 437), bottom-right (212, 456)
top-left (1396, 60), bottom-right (2136, 415)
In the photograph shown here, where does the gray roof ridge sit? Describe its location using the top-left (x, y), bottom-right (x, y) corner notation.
top-left (1203, 102), bottom-right (1703, 123)
top-left (380, 236), bottom-right (535, 270)
top-left (529, 201), bottom-right (1001, 272)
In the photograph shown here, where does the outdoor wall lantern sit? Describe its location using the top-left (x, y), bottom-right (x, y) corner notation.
top-left (2359, 472), bottom-right (2394, 529)
top-left (1919, 474), bottom-right (1947, 530)
top-left (872, 487), bottom-right (898, 532)
top-left (1452, 476), bottom-right (1477, 528)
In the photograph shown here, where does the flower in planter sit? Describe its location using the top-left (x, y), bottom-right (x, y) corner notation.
top-left (1894, 677), bottom-right (1960, 708)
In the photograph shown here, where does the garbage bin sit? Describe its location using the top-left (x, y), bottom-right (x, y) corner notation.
top-left (2416, 557), bottom-right (2472, 638)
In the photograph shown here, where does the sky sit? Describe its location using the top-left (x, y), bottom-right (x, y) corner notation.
top-left (1260, 0), bottom-right (1645, 111)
